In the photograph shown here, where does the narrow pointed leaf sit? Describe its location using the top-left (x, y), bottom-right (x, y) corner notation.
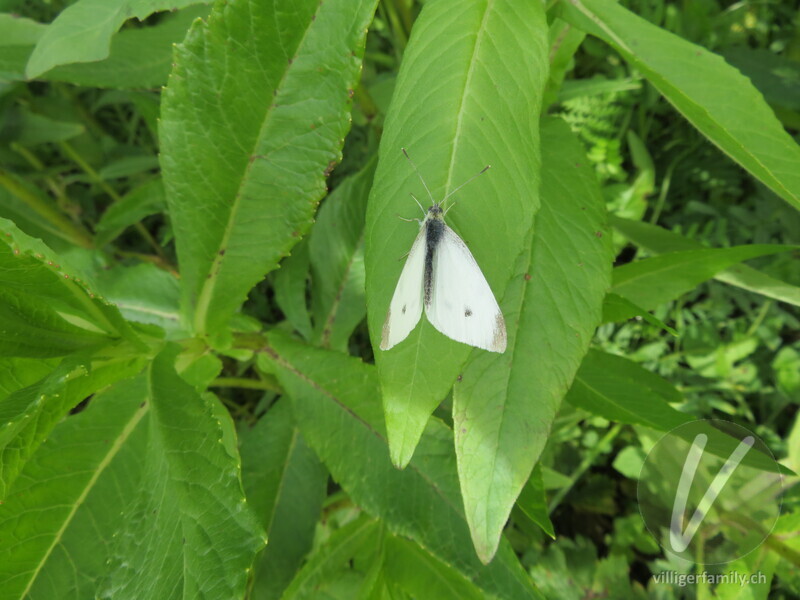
top-left (611, 244), bottom-right (798, 310)
top-left (557, 0), bottom-right (800, 211)
top-left (566, 349), bottom-right (687, 431)
top-left (309, 158), bottom-right (376, 350)
top-left (240, 399), bottom-right (327, 600)
top-left (611, 216), bottom-right (800, 308)
top-left (365, 0), bottom-right (549, 468)
top-left (453, 118), bottom-right (613, 563)
top-left (260, 331), bottom-right (543, 599)
top-left (161, 0), bottom-right (378, 336)
top-left (282, 516), bottom-right (380, 600)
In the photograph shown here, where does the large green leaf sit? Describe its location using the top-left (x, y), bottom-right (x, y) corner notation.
top-left (0, 352), bottom-right (145, 500)
top-left (452, 118), bottom-right (613, 563)
top-left (101, 346), bottom-right (265, 599)
top-left (611, 216), bottom-right (800, 308)
top-left (308, 158), bottom-right (376, 351)
top-left (240, 399), bottom-right (327, 600)
top-left (364, 0), bottom-right (549, 468)
top-left (260, 331), bottom-right (543, 599)
top-left (611, 244), bottom-right (798, 310)
top-left (0, 378), bottom-right (149, 599)
top-left (161, 0), bottom-right (378, 336)
top-left (557, 0), bottom-right (800, 211)
top-left (24, 0), bottom-right (207, 78)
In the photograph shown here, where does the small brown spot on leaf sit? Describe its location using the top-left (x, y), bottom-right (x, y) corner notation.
top-left (524, 273), bottom-right (532, 281)
top-left (595, 231), bottom-right (603, 238)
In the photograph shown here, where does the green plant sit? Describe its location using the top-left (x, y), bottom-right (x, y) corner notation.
top-left (0, 0), bottom-right (798, 597)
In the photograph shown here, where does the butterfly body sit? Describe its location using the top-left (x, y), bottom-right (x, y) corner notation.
top-left (381, 202), bottom-right (507, 353)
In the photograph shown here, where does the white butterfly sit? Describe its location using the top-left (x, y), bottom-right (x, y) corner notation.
top-left (380, 149), bottom-right (507, 353)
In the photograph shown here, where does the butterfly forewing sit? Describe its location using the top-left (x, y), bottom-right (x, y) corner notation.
top-left (380, 227), bottom-right (426, 350)
top-left (425, 225), bottom-right (506, 353)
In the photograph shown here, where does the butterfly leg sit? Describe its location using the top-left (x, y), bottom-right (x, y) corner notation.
top-left (397, 215), bottom-right (421, 225)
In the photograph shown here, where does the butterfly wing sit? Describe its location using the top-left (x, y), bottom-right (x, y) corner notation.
top-left (380, 227), bottom-right (426, 350)
top-left (425, 224), bottom-right (506, 352)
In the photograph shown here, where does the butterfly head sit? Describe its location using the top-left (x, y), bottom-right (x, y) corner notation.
top-left (427, 204), bottom-right (444, 219)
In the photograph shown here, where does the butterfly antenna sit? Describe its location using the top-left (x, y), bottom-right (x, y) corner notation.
top-left (410, 192), bottom-right (426, 216)
top-left (441, 164), bottom-right (491, 208)
top-left (402, 148), bottom-right (435, 205)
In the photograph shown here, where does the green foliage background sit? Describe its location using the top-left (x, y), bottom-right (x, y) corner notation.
top-left (0, 0), bottom-right (798, 597)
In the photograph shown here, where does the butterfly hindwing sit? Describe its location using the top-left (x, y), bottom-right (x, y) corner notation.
top-left (425, 224), bottom-right (506, 353)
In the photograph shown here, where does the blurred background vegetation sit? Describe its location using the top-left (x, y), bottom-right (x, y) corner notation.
top-left (0, 0), bottom-right (798, 597)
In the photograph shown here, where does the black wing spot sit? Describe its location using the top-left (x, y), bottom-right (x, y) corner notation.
top-left (402, 305), bottom-right (407, 314)
top-left (464, 308), bottom-right (473, 317)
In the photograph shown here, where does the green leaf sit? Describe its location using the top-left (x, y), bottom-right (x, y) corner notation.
top-left (452, 118), bottom-right (613, 563)
top-left (0, 357), bottom-right (59, 399)
top-left (161, 0), bottom-right (378, 336)
top-left (282, 516), bottom-right (381, 600)
top-left (101, 345), bottom-right (265, 599)
top-left (9, 108), bottom-right (84, 146)
top-left (383, 534), bottom-right (485, 600)
top-left (24, 0), bottom-right (207, 79)
top-left (0, 377), bottom-right (149, 599)
top-left (309, 158), bottom-right (376, 350)
top-left (92, 263), bottom-right (182, 336)
top-left (557, 0), bottom-right (800, 211)
top-left (611, 244), bottom-right (798, 310)
top-left (0, 287), bottom-right (110, 357)
top-left (95, 179), bottom-right (165, 247)
top-left (516, 465), bottom-right (555, 539)
top-left (566, 349), bottom-right (688, 431)
top-left (260, 331), bottom-right (543, 599)
top-left (0, 352), bottom-right (145, 499)
top-left (543, 18), bottom-right (586, 108)
top-left (240, 398), bottom-right (327, 600)
top-left (0, 13), bottom-right (45, 81)
top-left (42, 7), bottom-right (208, 89)
top-left (601, 292), bottom-right (678, 336)
top-left (365, 0), bottom-right (549, 468)
top-left (0, 218), bottom-right (143, 352)
top-left (611, 216), bottom-right (800, 309)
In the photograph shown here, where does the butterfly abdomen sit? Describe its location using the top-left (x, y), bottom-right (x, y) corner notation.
top-left (423, 216), bottom-right (444, 307)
